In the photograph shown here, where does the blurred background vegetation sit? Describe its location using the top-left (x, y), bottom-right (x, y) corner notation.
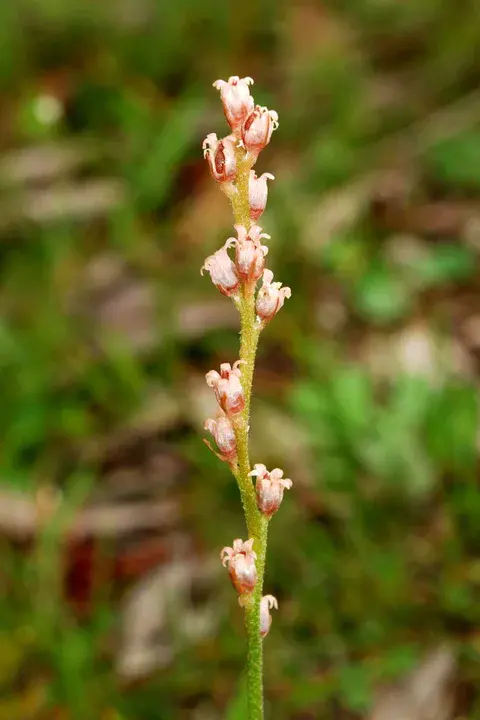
top-left (0, 0), bottom-right (479, 718)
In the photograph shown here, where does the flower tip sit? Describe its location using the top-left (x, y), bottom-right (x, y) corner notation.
top-left (205, 369), bottom-right (220, 386)
top-left (248, 463), bottom-right (267, 477)
top-left (262, 268), bottom-right (274, 284)
top-left (260, 594), bottom-right (278, 638)
top-left (220, 547), bottom-right (231, 565)
top-left (264, 594), bottom-right (278, 610)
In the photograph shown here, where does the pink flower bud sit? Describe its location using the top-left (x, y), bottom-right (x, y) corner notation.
top-left (248, 464), bottom-right (293, 517)
top-left (226, 224), bottom-right (270, 285)
top-left (201, 242), bottom-right (240, 297)
top-left (255, 269), bottom-right (291, 322)
top-left (204, 414), bottom-right (237, 463)
top-left (213, 76), bottom-right (255, 133)
top-left (242, 105), bottom-right (279, 156)
top-left (260, 594), bottom-right (278, 638)
top-left (205, 360), bottom-right (245, 415)
top-left (249, 171), bottom-right (275, 221)
top-left (221, 538), bottom-right (257, 595)
top-left (202, 133), bottom-right (237, 183)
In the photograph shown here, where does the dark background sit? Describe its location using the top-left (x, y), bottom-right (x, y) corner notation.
top-left (0, 0), bottom-right (479, 718)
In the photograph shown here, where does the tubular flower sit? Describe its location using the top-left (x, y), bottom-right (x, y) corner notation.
top-left (242, 105), bottom-right (279, 156)
top-left (202, 133), bottom-right (237, 183)
top-left (201, 243), bottom-right (240, 296)
top-left (204, 414), bottom-right (237, 463)
top-left (205, 360), bottom-right (245, 415)
top-left (255, 269), bottom-right (291, 322)
top-left (213, 76), bottom-right (255, 133)
top-left (221, 538), bottom-right (257, 595)
top-left (249, 171), bottom-right (275, 221)
top-left (260, 595), bottom-right (278, 638)
top-left (248, 464), bottom-right (293, 517)
top-left (226, 224), bottom-right (270, 284)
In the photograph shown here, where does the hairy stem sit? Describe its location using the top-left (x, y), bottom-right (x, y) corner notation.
top-left (244, 514), bottom-right (268, 720)
top-left (230, 146), bottom-right (267, 720)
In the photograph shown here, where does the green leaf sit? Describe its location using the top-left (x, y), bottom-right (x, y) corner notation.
top-left (225, 676), bottom-right (249, 720)
top-left (426, 131), bottom-right (480, 189)
top-left (338, 663), bottom-right (373, 712)
top-left (354, 265), bottom-right (411, 324)
top-left (389, 375), bottom-right (432, 427)
top-left (125, 92), bottom-right (201, 210)
top-left (426, 382), bottom-right (477, 473)
top-left (414, 243), bottom-right (476, 287)
top-left (329, 367), bottom-right (373, 433)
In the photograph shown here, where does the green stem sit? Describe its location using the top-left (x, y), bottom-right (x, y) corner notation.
top-left (229, 146), bottom-right (268, 720)
top-left (232, 288), bottom-right (260, 539)
top-left (245, 515), bottom-right (269, 720)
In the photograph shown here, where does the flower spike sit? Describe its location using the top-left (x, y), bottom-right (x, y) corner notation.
top-left (221, 538), bottom-right (257, 596)
top-left (249, 464), bottom-right (293, 517)
top-left (260, 594), bottom-right (278, 638)
top-left (200, 76), bottom-right (289, 667)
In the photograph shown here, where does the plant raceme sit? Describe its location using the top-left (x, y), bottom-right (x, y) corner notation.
top-left (200, 75), bottom-right (292, 720)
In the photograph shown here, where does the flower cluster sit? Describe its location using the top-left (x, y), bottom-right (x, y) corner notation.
top-left (201, 76), bottom-right (293, 639)
top-left (201, 76), bottom-right (290, 319)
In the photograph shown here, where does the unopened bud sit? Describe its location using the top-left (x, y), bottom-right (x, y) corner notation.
top-left (213, 76), bottom-right (255, 133)
top-left (255, 269), bottom-right (291, 322)
top-left (221, 538), bottom-right (257, 595)
top-left (226, 224), bottom-right (270, 285)
top-left (248, 463), bottom-right (293, 517)
top-left (201, 243), bottom-right (240, 297)
top-left (249, 171), bottom-right (274, 221)
top-left (205, 360), bottom-right (245, 415)
top-left (260, 594), bottom-right (278, 637)
top-left (242, 105), bottom-right (279, 157)
top-left (204, 414), bottom-right (237, 463)
top-left (202, 133), bottom-right (237, 183)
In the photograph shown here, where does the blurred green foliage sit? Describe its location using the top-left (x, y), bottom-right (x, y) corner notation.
top-left (0, 0), bottom-right (479, 718)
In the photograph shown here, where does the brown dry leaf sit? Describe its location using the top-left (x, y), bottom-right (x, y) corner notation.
top-left (0, 180), bottom-right (125, 229)
top-left (251, 402), bottom-right (315, 488)
top-left (76, 253), bottom-right (159, 353)
top-left (176, 300), bottom-right (237, 339)
top-left (284, 0), bottom-right (355, 69)
top-left (0, 681), bottom-right (47, 720)
top-left (0, 490), bottom-right (178, 539)
top-left (117, 551), bottom-right (218, 679)
top-left (176, 177), bottom-right (231, 249)
top-left (0, 140), bottom-right (109, 187)
top-left (370, 645), bottom-right (456, 720)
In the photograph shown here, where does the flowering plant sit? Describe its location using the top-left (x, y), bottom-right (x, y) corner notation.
top-left (201, 75), bottom-right (292, 719)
